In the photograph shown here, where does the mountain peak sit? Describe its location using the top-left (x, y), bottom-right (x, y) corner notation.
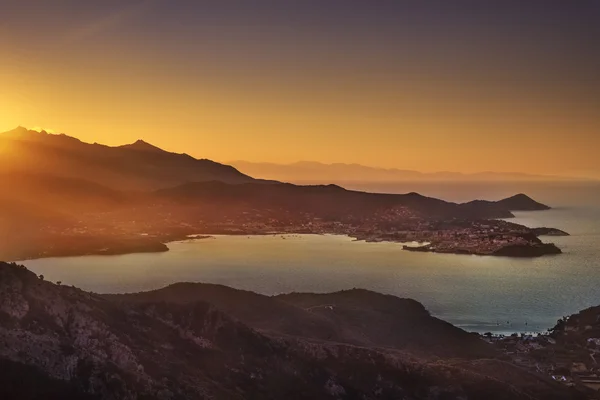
top-left (497, 193), bottom-right (551, 211)
top-left (120, 139), bottom-right (164, 153)
top-left (3, 126), bottom-right (37, 138)
top-left (13, 125), bottom-right (29, 133)
top-left (509, 193), bottom-right (531, 200)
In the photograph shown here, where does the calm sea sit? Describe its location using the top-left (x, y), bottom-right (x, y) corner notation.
top-left (22, 181), bottom-right (600, 334)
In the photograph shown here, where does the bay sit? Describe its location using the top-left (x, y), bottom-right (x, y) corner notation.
top-left (22, 182), bottom-right (600, 335)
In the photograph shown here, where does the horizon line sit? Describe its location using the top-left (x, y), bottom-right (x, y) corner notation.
top-left (4, 126), bottom-right (598, 182)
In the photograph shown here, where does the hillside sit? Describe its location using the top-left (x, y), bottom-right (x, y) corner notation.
top-left (0, 127), bottom-right (254, 190)
top-left (0, 262), bottom-right (583, 400)
top-left (109, 283), bottom-right (492, 359)
top-left (460, 194), bottom-right (551, 217)
top-left (154, 180), bottom-right (523, 220)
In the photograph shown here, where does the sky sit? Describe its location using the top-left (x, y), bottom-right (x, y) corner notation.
top-left (1, 1), bottom-right (599, 178)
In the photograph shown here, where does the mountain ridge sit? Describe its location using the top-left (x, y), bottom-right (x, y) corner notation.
top-left (107, 282), bottom-right (493, 359)
top-left (0, 127), bottom-right (255, 190)
top-left (153, 180), bottom-right (541, 219)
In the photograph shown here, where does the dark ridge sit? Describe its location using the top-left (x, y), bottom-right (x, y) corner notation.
top-left (0, 262), bottom-right (584, 399)
top-left (155, 180), bottom-right (520, 220)
top-left (110, 282), bottom-right (494, 359)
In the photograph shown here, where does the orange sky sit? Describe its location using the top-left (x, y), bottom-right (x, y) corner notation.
top-left (1, 2), bottom-right (599, 178)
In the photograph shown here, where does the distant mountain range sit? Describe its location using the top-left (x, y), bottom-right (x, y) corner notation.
top-left (230, 161), bottom-right (587, 184)
top-left (0, 128), bottom-right (581, 195)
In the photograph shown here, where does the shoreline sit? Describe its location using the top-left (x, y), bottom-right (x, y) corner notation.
top-left (11, 228), bottom-right (566, 262)
top-left (402, 242), bottom-right (562, 258)
top-left (15, 243), bottom-right (573, 336)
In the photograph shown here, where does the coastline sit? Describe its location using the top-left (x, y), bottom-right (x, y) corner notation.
top-left (18, 231), bottom-right (591, 337)
top-left (10, 227), bottom-right (566, 262)
top-left (403, 242), bottom-right (562, 257)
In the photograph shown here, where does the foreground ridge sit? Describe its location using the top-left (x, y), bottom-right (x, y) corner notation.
top-left (0, 262), bottom-right (585, 399)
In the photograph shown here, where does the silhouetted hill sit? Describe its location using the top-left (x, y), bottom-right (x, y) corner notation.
top-left (496, 193), bottom-right (552, 211)
top-left (0, 127), bottom-right (254, 190)
top-left (462, 193), bottom-right (551, 215)
top-left (0, 262), bottom-right (583, 400)
top-left (154, 180), bottom-right (518, 219)
top-left (117, 139), bottom-right (165, 153)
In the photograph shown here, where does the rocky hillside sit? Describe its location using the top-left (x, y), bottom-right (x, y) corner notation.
top-left (111, 283), bottom-right (492, 359)
top-left (0, 262), bottom-right (583, 399)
